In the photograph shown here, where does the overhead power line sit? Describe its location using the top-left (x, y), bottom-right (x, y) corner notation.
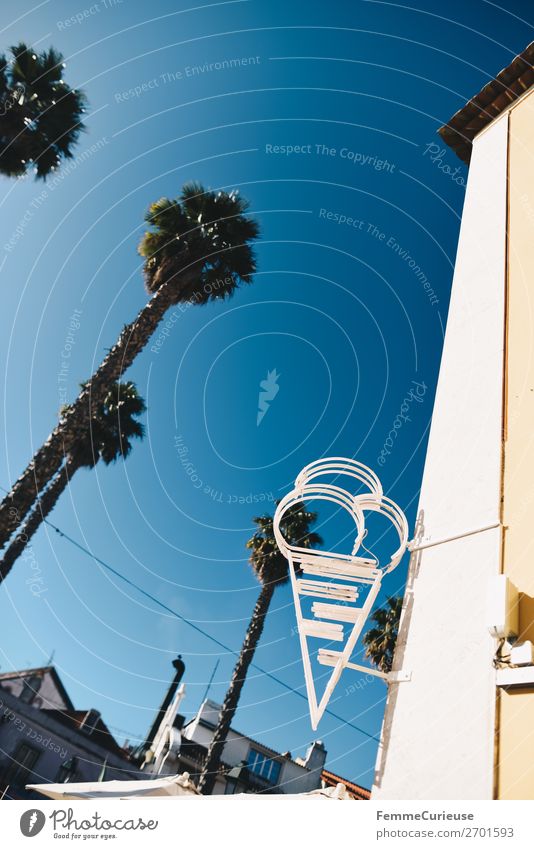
top-left (0, 486), bottom-right (380, 743)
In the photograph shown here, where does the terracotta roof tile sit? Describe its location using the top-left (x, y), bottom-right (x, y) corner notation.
top-left (439, 41), bottom-right (534, 163)
top-left (42, 709), bottom-right (127, 758)
top-left (321, 768), bottom-right (371, 800)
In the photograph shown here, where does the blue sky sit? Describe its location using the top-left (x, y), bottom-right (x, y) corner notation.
top-left (0, 0), bottom-right (532, 788)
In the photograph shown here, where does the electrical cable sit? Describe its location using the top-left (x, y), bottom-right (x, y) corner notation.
top-left (0, 489), bottom-right (380, 742)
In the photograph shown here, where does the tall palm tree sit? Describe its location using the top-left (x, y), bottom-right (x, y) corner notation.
top-left (363, 596), bottom-right (403, 674)
top-left (0, 184), bottom-right (259, 549)
top-left (197, 503), bottom-right (322, 795)
top-left (0, 43), bottom-right (86, 179)
top-left (0, 381), bottom-right (145, 583)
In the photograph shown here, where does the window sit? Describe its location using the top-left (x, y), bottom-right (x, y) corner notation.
top-left (4, 743), bottom-right (41, 787)
top-left (246, 748), bottom-right (281, 785)
top-left (56, 757), bottom-right (79, 784)
top-left (80, 709), bottom-right (100, 735)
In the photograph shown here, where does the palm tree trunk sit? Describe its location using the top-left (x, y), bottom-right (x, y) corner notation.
top-left (0, 454), bottom-right (84, 582)
top-left (0, 271), bottom-right (194, 548)
top-left (197, 580), bottom-right (276, 795)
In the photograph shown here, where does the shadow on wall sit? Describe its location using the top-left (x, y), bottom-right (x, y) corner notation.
top-left (373, 509), bottom-right (425, 792)
top-left (518, 591), bottom-right (534, 645)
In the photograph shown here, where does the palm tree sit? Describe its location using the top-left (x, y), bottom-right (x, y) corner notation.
top-left (0, 381), bottom-right (145, 583)
top-left (197, 502), bottom-right (322, 795)
top-left (0, 184), bottom-right (259, 549)
top-left (363, 596), bottom-right (403, 673)
top-left (0, 43), bottom-right (86, 179)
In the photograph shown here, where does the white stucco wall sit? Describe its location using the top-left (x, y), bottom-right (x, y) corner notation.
top-left (183, 700), bottom-right (323, 793)
top-left (0, 670), bottom-right (70, 711)
top-left (0, 688), bottom-right (135, 789)
top-left (373, 115), bottom-right (508, 799)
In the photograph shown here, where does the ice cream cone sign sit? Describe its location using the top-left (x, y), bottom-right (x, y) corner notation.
top-left (273, 458), bottom-right (410, 729)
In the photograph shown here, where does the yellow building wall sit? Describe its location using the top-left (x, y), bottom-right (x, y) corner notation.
top-left (500, 87), bottom-right (534, 800)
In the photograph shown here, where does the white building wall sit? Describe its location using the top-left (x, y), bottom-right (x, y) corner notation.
top-left (0, 688), bottom-right (135, 789)
top-left (0, 670), bottom-right (70, 710)
top-left (373, 115), bottom-right (508, 799)
top-left (182, 700), bottom-right (323, 793)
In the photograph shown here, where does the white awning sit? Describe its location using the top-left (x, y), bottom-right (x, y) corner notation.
top-left (27, 772), bottom-right (199, 800)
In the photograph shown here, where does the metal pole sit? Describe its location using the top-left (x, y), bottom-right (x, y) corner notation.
top-left (201, 659), bottom-right (220, 705)
top-left (408, 522), bottom-right (500, 553)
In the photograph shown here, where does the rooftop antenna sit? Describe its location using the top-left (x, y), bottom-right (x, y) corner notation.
top-left (273, 457), bottom-right (410, 730)
top-left (46, 649), bottom-right (56, 666)
top-left (201, 658), bottom-right (220, 704)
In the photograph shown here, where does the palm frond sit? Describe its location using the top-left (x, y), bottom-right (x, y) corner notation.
top-left (246, 501), bottom-right (322, 587)
top-left (0, 43), bottom-right (86, 179)
top-left (363, 596), bottom-right (403, 673)
top-left (138, 184), bottom-right (259, 304)
top-left (73, 381), bottom-right (146, 467)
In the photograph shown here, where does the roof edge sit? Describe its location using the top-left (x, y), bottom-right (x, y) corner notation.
top-left (0, 665), bottom-right (75, 711)
top-left (321, 767), bottom-right (371, 799)
top-left (439, 41), bottom-right (534, 164)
